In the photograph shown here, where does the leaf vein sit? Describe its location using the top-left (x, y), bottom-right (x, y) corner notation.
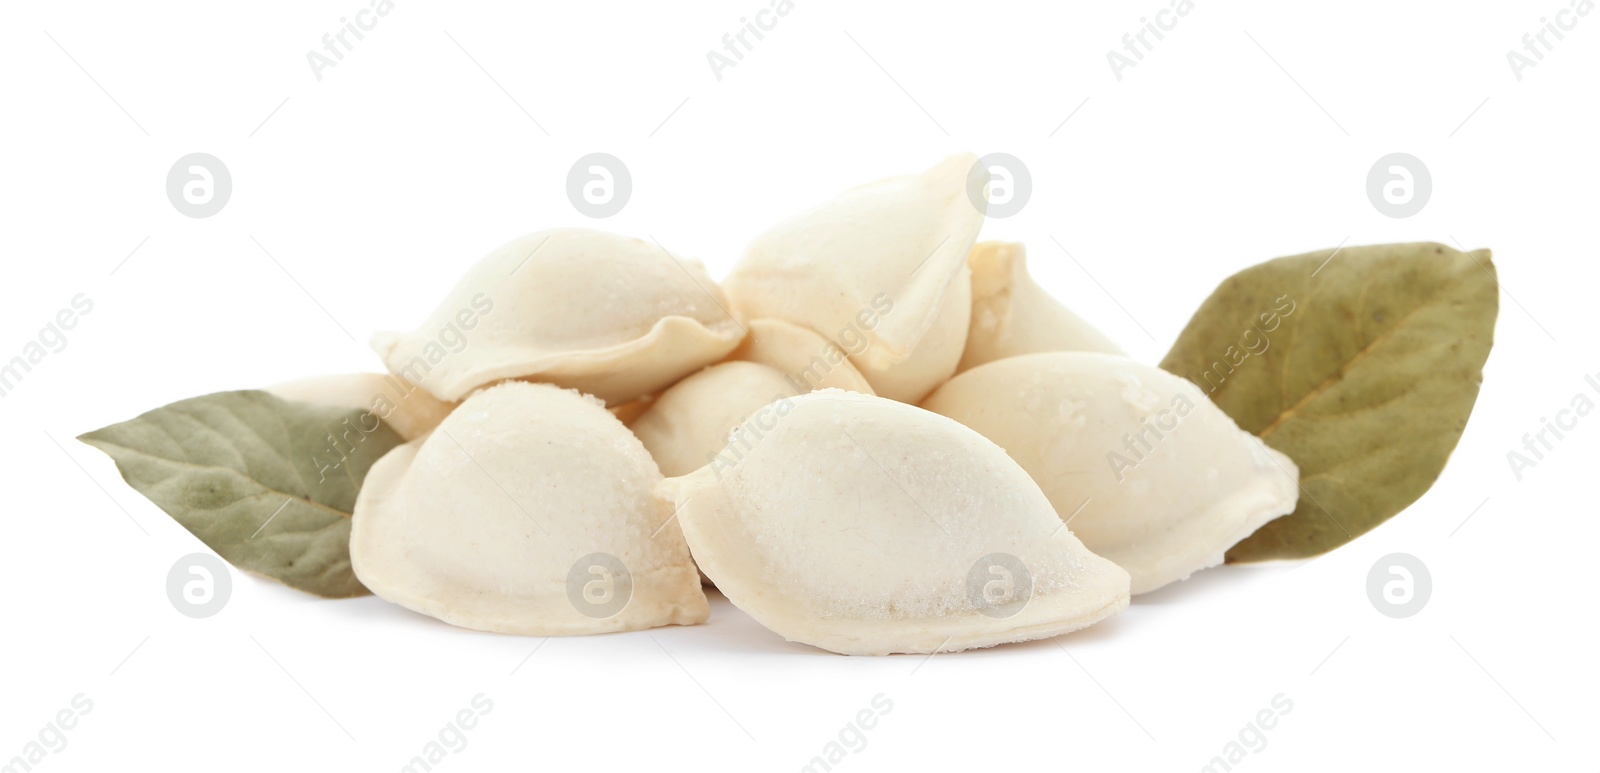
top-left (1259, 278), bottom-right (1465, 440)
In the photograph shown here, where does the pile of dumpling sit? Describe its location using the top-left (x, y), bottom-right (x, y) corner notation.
top-left (316, 154), bottom-right (1299, 656)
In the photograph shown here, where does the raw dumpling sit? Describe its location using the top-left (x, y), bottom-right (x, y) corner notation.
top-left (267, 372), bottom-right (453, 441)
top-left (371, 228), bottom-right (745, 405)
top-left (958, 241), bottom-right (1124, 373)
top-left (721, 154), bottom-right (985, 403)
top-left (660, 390), bottom-right (1130, 655)
top-left (723, 318), bottom-right (875, 395)
top-left (922, 353), bottom-right (1299, 594)
top-left (629, 361), bottom-right (803, 478)
top-left (351, 381), bottom-right (708, 634)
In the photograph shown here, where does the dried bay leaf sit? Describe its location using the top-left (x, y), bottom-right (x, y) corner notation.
top-left (1160, 242), bottom-right (1498, 562)
top-left (79, 390), bottom-right (404, 597)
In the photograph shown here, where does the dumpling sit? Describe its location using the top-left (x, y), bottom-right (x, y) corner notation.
top-left (267, 372), bottom-right (453, 441)
top-left (351, 381), bottom-right (708, 634)
top-left (721, 154), bottom-right (985, 403)
top-left (629, 361), bottom-right (803, 478)
top-left (958, 241), bottom-right (1124, 373)
top-left (370, 228), bottom-right (745, 405)
top-left (660, 390), bottom-right (1130, 655)
top-left (723, 318), bottom-right (875, 395)
top-left (922, 353), bottom-right (1299, 594)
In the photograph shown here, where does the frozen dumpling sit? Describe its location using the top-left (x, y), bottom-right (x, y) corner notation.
top-left (922, 353), bottom-right (1299, 594)
top-left (350, 382), bottom-right (708, 634)
top-left (267, 372), bottom-right (453, 441)
top-left (721, 154), bottom-right (985, 403)
top-left (660, 390), bottom-right (1130, 655)
top-left (370, 228), bottom-right (745, 405)
top-left (958, 241), bottom-right (1124, 373)
top-left (629, 361), bottom-right (803, 478)
top-left (723, 319), bottom-right (875, 395)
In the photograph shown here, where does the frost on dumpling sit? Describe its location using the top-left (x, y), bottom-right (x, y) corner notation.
top-left (723, 319), bottom-right (875, 395)
top-left (721, 154), bottom-right (985, 403)
top-left (922, 353), bottom-right (1299, 594)
top-left (660, 390), bottom-right (1130, 655)
top-left (370, 228), bottom-right (745, 405)
top-left (958, 241), bottom-right (1124, 373)
top-left (350, 382), bottom-right (708, 635)
top-left (267, 372), bottom-right (453, 441)
top-left (629, 361), bottom-right (803, 478)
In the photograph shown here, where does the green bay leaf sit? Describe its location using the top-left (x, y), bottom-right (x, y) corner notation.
top-left (79, 390), bottom-right (405, 597)
top-left (1160, 242), bottom-right (1498, 562)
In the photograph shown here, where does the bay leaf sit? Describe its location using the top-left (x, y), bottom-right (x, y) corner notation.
top-left (79, 390), bottom-right (405, 597)
top-left (1159, 242), bottom-right (1498, 562)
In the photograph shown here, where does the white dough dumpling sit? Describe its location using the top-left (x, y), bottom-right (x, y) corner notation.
top-left (958, 241), bottom-right (1125, 373)
top-left (922, 353), bottom-right (1299, 594)
top-left (724, 319), bottom-right (875, 395)
top-left (351, 382), bottom-right (708, 635)
top-left (371, 228), bottom-right (745, 405)
top-left (267, 372), bottom-right (454, 441)
top-left (660, 390), bottom-right (1130, 655)
top-left (721, 154), bottom-right (985, 403)
top-left (629, 361), bottom-right (803, 478)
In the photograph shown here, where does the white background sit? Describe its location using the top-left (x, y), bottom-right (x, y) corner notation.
top-left (2, 0), bottom-right (1596, 770)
